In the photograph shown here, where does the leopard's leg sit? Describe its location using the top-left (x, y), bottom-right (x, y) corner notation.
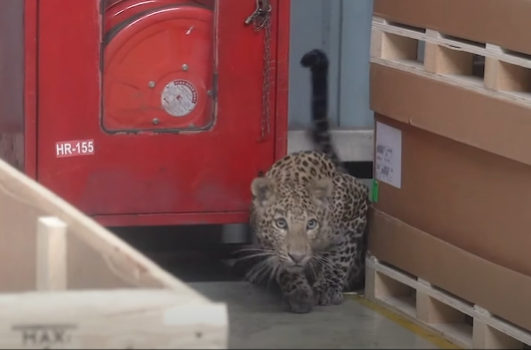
top-left (278, 270), bottom-right (314, 314)
top-left (312, 245), bottom-right (351, 306)
top-left (312, 217), bottom-right (367, 306)
top-left (346, 236), bottom-right (367, 291)
top-left (347, 200), bottom-right (370, 291)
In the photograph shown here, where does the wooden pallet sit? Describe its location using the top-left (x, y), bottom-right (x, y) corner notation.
top-left (371, 17), bottom-right (531, 107)
top-left (0, 157), bottom-right (228, 349)
top-left (365, 256), bottom-right (531, 349)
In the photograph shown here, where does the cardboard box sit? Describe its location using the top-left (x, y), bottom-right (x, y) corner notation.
top-left (370, 64), bottom-right (531, 167)
top-left (369, 0), bottom-right (531, 333)
top-left (370, 114), bottom-right (531, 332)
top-left (369, 205), bottom-right (531, 334)
top-left (371, 66), bottom-right (531, 279)
top-left (374, 0), bottom-right (531, 56)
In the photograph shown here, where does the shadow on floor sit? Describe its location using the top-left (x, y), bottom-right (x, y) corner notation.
top-left (110, 224), bottom-right (249, 282)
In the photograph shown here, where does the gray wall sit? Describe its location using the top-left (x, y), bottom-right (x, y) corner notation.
top-left (93, 1), bottom-right (376, 244)
top-left (223, 0), bottom-right (375, 243)
top-left (288, 0), bottom-right (374, 129)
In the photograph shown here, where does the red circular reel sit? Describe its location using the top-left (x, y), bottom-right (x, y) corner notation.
top-left (104, 0), bottom-right (187, 32)
top-left (104, 0), bottom-right (215, 31)
top-left (103, 1), bottom-right (214, 132)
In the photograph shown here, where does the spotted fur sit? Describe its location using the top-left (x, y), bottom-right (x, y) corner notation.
top-left (246, 49), bottom-right (370, 313)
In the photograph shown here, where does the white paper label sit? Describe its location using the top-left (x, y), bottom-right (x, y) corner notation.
top-left (375, 122), bottom-right (402, 188)
top-left (56, 139), bottom-right (95, 158)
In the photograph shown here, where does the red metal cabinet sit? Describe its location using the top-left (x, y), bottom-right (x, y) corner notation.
top-left (0, 0), bottom-right (289, 226)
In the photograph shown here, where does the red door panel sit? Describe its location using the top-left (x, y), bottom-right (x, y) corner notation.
top-left (37, 0), bottom-right (278, 217)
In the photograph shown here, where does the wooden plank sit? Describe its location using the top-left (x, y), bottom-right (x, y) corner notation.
top-left (373, 0), bottom-right (531, 56)
top-left (36, 217), bottom-right (67, 291)
top-left (372, 18), bottom-right (531, 70)
top-left (0, 289), bottom-right (228, 349)
top-left (373, 19), bottom-right (531, 101)
top-left (0, 157), bottom-right (196, 294)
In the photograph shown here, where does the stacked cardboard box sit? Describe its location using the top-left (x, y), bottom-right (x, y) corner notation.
top-left (368, 0), bottom-right (531, 343)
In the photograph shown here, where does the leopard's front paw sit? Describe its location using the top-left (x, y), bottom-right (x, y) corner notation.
top-left (314, 286), bottom-right (344, 306)
top-left (282, 288), bottom-right (315, 314)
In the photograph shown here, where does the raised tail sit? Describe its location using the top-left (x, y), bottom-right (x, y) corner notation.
top-left (300, 49), bottom-right (344, 171)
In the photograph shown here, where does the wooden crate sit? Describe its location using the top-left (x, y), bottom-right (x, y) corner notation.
top-left (368, 4), bottom-right (531, 346)
top-left (366, 256), bottom-right (531, 349)
top-left (0, 157), bottom-right (228, 349)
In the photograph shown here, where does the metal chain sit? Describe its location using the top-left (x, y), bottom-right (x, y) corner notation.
top-left (245, 0), bottom-right (273, 142)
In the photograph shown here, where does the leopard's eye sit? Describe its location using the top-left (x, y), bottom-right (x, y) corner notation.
top-left (306, 219), bottom-right (319, 230)
top-left (274, 218), bottom-right (288, 229)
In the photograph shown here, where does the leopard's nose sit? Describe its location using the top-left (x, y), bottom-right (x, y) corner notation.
top-left (288, 252), bottom-right (306, 263)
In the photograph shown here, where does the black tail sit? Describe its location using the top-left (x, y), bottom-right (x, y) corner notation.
top-left (300, 49), bottom-right (343, 171)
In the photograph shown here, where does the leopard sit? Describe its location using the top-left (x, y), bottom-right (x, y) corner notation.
top-left (245, 48), bottom-right (370, 314)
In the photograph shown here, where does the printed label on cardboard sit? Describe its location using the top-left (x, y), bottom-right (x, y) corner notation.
top-left (375, 122), bottom-right (402, 189)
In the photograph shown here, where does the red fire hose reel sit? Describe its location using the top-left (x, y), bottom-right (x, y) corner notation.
top-left (6, 0), bottom-right (289, 226)
top-left (102, 0), bottom-right (216, 132)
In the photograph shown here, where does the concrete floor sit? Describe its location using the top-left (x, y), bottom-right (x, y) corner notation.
top-left (117, 228), bottom-right (444, 349)
top-left (190, 281), bottom-right (441, 349)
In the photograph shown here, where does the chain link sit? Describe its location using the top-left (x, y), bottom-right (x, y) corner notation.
top-left (246, 0), bottom-right (273, 142)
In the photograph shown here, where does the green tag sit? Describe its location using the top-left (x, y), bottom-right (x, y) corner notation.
top-left (371, 179), bottom-right (379, 203)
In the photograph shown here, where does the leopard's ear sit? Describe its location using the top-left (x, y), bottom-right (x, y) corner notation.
top-left (251, 177), bottom-right (276, 207)
top-left (309, 178), bottom-right (333, 206)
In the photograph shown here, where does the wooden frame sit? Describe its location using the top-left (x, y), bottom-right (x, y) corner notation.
top-left (371, 18), bottom-right (531, 106)
top-left (0, 157), bottom-right (228, 349)
top-left (373, 0), bottom-right (531, 57)
top-left (366, 256), bottom-right (530, 349)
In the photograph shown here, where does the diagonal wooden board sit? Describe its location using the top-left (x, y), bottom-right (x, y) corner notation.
top-left (0, 157), bottom-right (189, 291)
top-left (0, 157), bottom-right (229, 349)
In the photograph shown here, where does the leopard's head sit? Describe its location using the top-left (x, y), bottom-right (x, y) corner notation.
top-left (249, 176), bottom-right (334, 273)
